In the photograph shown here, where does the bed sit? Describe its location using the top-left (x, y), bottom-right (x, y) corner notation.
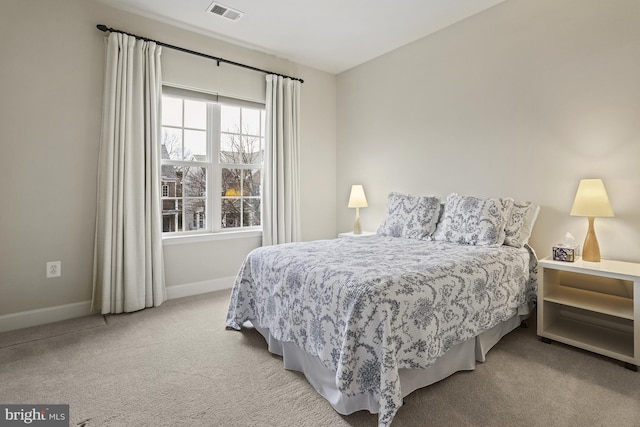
top-left (226, 192), bottom-right (539, 426)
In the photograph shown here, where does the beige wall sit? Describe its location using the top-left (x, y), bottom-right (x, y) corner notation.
top-left (337, 0), bottom-right (640, 263)
top-left (0, 0), bottom-right (336, 318)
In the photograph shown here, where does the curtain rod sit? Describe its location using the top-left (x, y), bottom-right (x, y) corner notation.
top-left (96, 25), bottom-right (304, 83)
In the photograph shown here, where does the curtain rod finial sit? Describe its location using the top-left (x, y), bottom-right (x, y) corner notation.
top-left (97, 24), bottom-right (109, 32)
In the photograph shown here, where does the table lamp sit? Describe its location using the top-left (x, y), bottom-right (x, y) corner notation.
top-left (570, 179), bottom-right (614, 262)
top-left (348, 185), bottom-right (368, 234)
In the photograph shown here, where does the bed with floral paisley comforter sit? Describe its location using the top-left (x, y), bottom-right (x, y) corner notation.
top-left (226, 235), bottom-right (537, 426)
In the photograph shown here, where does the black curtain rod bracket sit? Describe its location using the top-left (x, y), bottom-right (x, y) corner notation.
top-left (96, 24), bottom-right (303, 83)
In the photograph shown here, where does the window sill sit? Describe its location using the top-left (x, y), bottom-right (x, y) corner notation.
top-left (162, 229), bottom-right (262, 245)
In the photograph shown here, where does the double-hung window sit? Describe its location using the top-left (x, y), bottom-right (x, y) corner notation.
top-left (160, 87), bottom-right (265, 235)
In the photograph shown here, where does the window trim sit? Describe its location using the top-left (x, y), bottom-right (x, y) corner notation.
top-left (162, 229), bottom-right (262, 245)
top-left (162, 85), bottom-right (264, 110)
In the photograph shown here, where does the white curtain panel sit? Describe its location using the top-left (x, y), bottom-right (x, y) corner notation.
top-left (93, 32), bottom-right (166, 314)
top-left (262, 75), bottom-right (302, 246)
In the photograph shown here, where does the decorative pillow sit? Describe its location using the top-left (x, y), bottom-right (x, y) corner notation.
top-left (504, 201), bottom-right (540, 248)
top-left (433, 193), bottom-right (514, 246)
top-left (377, 192), bottom-right (441, 240)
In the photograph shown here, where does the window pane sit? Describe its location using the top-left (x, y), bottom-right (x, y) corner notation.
top-left (162, 128), bottom-right (182, 160)
top-left (243, 169), bottom-right (261, 196)
top-left (242, 136), bottom-right (263, 164)
top-left (162, 198), bottom-right (182, 232)
top-left (220, 135), bottom-right (263, 164)
top-left (183, 167), bottom-right (207, 197)
top-left (162, 215), bottom-right (173, 233)
top-left (184, 99), bottom-right (206, 130)
top-left (243, 198), bottom-right (260, 226)
top-left (185, 198), bottom-right (206, 231)
top-left (220, 134), bottom-right (241, 164)
top-left (222, 168), bottom-right (241, 196)
top-left (221, 105), bottom-right (240, 133)
top-left (261, 111), bottom-right (266, 137)
top-left (161, 166), bottom-right (207, 232)
top-left (221, 198), bottom-right (241, 228)
top-left (184, 129), bottom-right (206, 160)
top-left (161, 165), bottom-right (179, 195)
top-left (162, 96), bottom-right (182, 127)
top-left (243, 108), bottom-right (261, 135)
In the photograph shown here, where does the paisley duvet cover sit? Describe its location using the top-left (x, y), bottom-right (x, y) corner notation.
top-left (226, 235), bottom-right (537, 426)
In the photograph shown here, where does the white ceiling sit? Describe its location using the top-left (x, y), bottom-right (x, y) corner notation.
top-left (97, 0), bottom-right (507, 74)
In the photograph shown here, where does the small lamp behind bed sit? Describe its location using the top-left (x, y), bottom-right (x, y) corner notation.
top-left (348, 185), bottom-right (368, 234)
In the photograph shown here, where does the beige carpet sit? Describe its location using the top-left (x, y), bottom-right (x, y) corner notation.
top-left (1, 289), bottom-right (639, 426)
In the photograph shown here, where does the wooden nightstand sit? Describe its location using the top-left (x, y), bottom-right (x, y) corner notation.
top-left (338, 231), bottom-right (376, 238)
top-left (537, 257), bottom-right (640, 371)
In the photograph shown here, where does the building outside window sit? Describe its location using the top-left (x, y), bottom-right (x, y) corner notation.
top-left (160, 87), bottom-right (264, 235)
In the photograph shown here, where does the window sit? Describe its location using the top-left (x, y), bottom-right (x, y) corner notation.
top-left (160, 87), bottom-right (265, 235)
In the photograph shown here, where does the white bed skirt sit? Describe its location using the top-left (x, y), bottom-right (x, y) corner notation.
top-left (250, 306), bottom-right (531, 416)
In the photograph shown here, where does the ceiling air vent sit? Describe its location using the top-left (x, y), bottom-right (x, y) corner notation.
top-left (207, 2), bottom-right (244, 21)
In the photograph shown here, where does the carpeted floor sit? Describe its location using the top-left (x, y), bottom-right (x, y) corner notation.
top-left (1, 289), bottom-right (639, 426)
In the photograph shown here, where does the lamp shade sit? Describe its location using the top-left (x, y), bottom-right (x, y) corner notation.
top-left (348, 185), bottom-right (368, 208)
top-left (570, 179), bottom-right (614, 217)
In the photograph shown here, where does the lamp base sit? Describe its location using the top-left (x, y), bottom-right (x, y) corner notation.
top-left (582, 217), bottom-right (601, 262)
top-left (353, 208), bottom-right (362, 234)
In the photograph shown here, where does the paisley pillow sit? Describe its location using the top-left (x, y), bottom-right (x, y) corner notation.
top-left (504, 201), bottom-right (540, 248)
top-left (377, 193), bottom-right (441, 240)
top-left (433, 193), bottom-right (514, 246)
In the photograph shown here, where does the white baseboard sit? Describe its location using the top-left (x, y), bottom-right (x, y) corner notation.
top-left (0, 300), bottom-right (93, 333)
top-left (0, 277), bottom-right (235, 333)
top-left (165, 276), bottom-right (235, 300)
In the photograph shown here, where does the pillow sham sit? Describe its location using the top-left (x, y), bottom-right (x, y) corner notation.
top-left (504, 201), bottom-right (540, 248)
top-left (433, 193), bottom-right (514, 246)
top-left (377, 192), bottom-right (441, 239)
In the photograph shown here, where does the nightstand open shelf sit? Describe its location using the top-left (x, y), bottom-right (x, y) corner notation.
top-left (538, 257), bottom-right (640, 370)
top-left (544, 285), bottom-right (633, 319)
top-left (543, 316), bottom-right (634, 359)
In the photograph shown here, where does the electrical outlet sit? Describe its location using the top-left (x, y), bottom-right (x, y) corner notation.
top-left (46, 261), bottom-right (61, 278)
